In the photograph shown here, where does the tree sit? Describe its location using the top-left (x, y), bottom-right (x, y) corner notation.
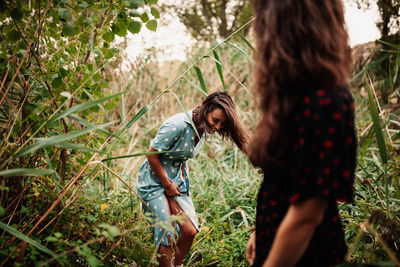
top-left (0, 0), bottom-right (159, 264)
top-left (349, 0), bottom-right (400, 40)
top-left (164, 0), bottom-right (253, 41)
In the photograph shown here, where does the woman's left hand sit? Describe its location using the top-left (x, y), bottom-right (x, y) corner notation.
top-left (164, 182), bottom-right (180, 196)
top-left (246, 231), bottom-right (256, 265)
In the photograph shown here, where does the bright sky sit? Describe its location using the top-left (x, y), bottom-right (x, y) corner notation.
top-left (121, 1), bottom-right (381, 64)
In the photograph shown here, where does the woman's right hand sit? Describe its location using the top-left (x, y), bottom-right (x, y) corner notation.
top-left (164, 182), bottom-right (180, 196)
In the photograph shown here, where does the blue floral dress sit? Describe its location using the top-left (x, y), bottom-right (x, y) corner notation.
top-left (136, 111), bottom-right (204, 247)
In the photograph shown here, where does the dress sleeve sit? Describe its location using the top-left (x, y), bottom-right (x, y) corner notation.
top-left (150, 120), bottom-right (184, 152)
top-left (289, 90), bottom-right (356, 204)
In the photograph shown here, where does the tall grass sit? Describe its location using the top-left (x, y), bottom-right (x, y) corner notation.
top-left (1, 15), bottom-right (399, 265)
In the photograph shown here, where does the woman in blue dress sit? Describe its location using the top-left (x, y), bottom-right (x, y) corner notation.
top-left (137, 91), bottom-right (249, 267)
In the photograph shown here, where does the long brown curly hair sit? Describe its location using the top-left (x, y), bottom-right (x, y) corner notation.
top-left (249, 0), bottom-right (352, 167)
top-left (193, 91), bottom-right (249, 153)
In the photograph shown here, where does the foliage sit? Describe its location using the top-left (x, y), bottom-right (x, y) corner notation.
top-left (0, 1), bottom-right (399, 265)
top-left (0, 0), bottom-right (159, 265)
top-left (348, 0), bottom-right (400, 40)
top-left (163, 0), bottom-right (253, 41)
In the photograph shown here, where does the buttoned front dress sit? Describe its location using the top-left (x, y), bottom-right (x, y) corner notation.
top-left (136, 111), bottom-right (204, 247)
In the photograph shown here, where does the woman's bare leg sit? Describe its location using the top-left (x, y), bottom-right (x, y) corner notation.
top-left (167, 197), bottom-right (197, 266)
top-left (157, 194), bottom-right (174, 267)
top-left (158, 244), bottom-right (173, 267)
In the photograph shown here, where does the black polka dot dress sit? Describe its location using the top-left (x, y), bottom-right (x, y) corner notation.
top-left (253, 89), bottom-right (356, 267)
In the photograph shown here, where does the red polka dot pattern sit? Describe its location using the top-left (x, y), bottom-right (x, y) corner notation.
top-left (254, 89), bottom-right (356, 267)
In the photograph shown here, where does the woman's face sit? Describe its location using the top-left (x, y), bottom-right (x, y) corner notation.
top-left (206, 108), bottom-right (227, 134)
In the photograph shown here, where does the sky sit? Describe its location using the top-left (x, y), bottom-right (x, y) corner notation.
top-left (120, 1), bottom-right (381, 64)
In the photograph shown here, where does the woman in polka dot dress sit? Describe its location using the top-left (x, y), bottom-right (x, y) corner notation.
top-left (246, 1), bottom-right (356, 266)
top-left (137, 91), bottom-right (248, 267)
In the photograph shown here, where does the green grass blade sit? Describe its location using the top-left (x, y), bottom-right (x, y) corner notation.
top-left (182, 77), bottom-right (208, 97)
top-left (121, 94), bottom-right (127, 127)
top-left (55, 141), bottom-right (105, 154)
top-left (213, 50), bottom-right (226, 90)
top-left (0, 168), bottom-right (55, 176)
top-left (102, 151), bottom-right (169, 162)
top-left (194, 66), bottom-right (207, 95)
top-left (377, 39), bottom-right (400, 50)
top-left (0, 222), bottom-right (57, 258)
top-left (392, 52), bottom-right (400, 86)
top-left (365, 75), bottom-right (387, 164)
top-left (351, 54), bottom-right (390, 82)
top-left (226, 41), bottom-right (253, 62)
top-left (237, 33), bottom-right (254, 50)
top-left (69, 115), bottom-right (120, 139)
top-left (43, 148), bottom-right (63, 199)
top-left (50, 90), bottom-right (126, 122)
top-left (123, 105), bottom-right (150, 132)
top-left (204, 56), bottom-right (251, 95)
top-left (14, 128), bottom-right (95, 158)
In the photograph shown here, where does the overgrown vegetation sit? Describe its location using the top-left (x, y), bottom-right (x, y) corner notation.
top-left (0, 0), bottom-right (399, 266)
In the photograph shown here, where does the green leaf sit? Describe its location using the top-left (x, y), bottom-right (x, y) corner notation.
top-left (226, 41), bottom-right (253, 62)
top-left (123, 105), bottom-right (149, 132)
top-left (102, 32), bottom-right (115, 43)
top-left (127, 0), bottom-right (139, 9)
top-left (146, 19), bottom-right (157, 31)
top-left (54, 232), bottom-right (62, 238)
top-left (0, 206), bottom-right (4, 216)
top-left (50, 91), bottom-right (126, 122)
top-left (365, 75), bottom-right (387, 164)
top-left (148, 0), bottom-right (157, 4)
top-left (51, 77), bottom-right (63, 88)
top-left (150, 7), bottom-right (160, 19)
top-left (62, 23), bottom-right (76, 36)
top-left (0, 168), bottom-right (55, 177)
top-left (69, 115), bottom-right (119, 139)
top-left (55, 141), bottom-right (105, 154)
top-left (111, 23), bottom-right (119, 34)
top-left (102, 151), bottom-right (168, 162)
top-left (45, 236), bottom-right (58, 242)
top-left (351, 54), bottom-right (390, 82)
top-left (128, 21), bottom-right (141, 34)
top-left (104, 102), bottom-right (114, 110)
top-left (93, 73), bottom-right (102, 82)
top-left (87, 255), bottom-right (99, 267)
top-left (116, 21), bottom-right (128, 37)
top-left (58, 7), bottom-right (72, 21)
top-left (10, 8), bottom-right (23, 20)
top-left (14, 128), bottom-right (95, 158)
top-left (194, 66), bottom-right (207, 94)
top-left (237, 33), bottom-right (254, 50)
top-left (129, 10), bottom-right (140, 17)
top-left (79, 1), bottom-right (89, 9)
top-left (140, 12), bottom-right (149, 23)
top-left (204, 56), bottom-right (251, 95)
top-left (0, 222), bottom-right (57, 258)
top-left (7, 30), bottom-right (21, 42)
top-left (213, 51), bottom-right (226, 90)
top-left (84, 17), bottom-right (92, 26)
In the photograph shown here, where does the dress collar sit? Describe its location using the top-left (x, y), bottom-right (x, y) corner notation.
top-left (183, 109), bottom-right (194, 124)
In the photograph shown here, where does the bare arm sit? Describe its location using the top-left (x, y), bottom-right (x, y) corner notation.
top-left (262, 197), bottom-right (327, 267)
top-left (147, 147), bottom-right (180, 196)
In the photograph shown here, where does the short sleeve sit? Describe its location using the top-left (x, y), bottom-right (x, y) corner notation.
top-left (150, 120), bottom-right (184, 152)
top-left (289, 90), bottom-right (356, 204)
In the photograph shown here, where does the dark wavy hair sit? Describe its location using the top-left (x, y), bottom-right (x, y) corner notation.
top-left (249, 0), bottom-right (352, 167)
top-left (193, 91), bottom-right (249, 153)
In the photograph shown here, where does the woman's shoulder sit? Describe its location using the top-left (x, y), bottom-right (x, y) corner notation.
top-left (162, 112), bottom-right (188, 130)
top-left (298, 88), bottom-right (354, 113)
